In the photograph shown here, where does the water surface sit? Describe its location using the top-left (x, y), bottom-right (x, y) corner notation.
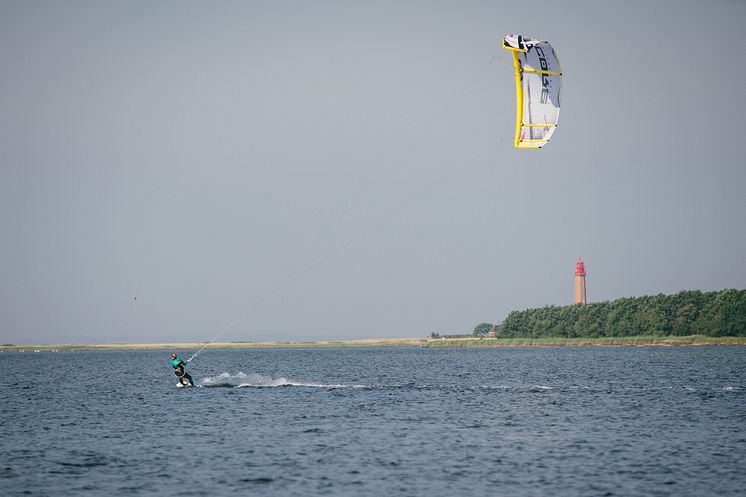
top-left (1, 346), bottom-right (744, 496)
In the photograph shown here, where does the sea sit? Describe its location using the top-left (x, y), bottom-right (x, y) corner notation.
top-left (1, 346), bottom-right (744, 497)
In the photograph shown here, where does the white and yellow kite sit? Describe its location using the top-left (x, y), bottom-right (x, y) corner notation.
top-left (503, 34), bottom-right (562, 149)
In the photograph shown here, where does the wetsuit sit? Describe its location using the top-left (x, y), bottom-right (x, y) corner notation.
top-left (171, 357), bottom-right (194, 386)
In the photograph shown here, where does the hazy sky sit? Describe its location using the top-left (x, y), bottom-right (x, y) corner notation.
top-left (1, 0), bottom-right (744, 344)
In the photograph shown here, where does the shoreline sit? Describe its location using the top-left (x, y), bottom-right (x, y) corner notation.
top-left (0, 337), bottom-right (426, 352)
top-left (1, 335), bottom-right (745, 352)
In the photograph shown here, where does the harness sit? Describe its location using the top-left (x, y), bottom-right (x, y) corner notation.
top-left (174, 364), bottom-right (186, 378)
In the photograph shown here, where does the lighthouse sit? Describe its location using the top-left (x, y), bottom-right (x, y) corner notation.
top-left (574, 259), bottom-right (587, 304)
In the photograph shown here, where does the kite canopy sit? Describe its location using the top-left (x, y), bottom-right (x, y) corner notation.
top-left (502, 34), bottom-right (562, 149)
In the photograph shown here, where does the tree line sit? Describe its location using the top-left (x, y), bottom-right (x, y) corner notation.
top-left (474, 289), bottom-right (746, 338)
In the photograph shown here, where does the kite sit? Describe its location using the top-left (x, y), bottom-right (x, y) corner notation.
top-left (502, 34), bottom-right (562, 149)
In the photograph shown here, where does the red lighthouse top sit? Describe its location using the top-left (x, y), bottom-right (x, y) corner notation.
top-left (575, 259), bottom-right (586, 276)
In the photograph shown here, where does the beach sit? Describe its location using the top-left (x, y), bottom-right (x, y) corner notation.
top-left (2, 335), bottom-right (744, 352)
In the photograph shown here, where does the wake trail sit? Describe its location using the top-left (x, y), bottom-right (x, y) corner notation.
top-left (195, 372), bottom-right (562, 392)
top-left (199, 372), bottom-right (365, 389)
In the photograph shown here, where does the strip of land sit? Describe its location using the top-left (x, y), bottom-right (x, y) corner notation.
top-left (423, 335), bottom-right (746, 347)
top-left (1, 335), bottom-right (744, 352)
top-left (0, 338), bottom-right (426, 352)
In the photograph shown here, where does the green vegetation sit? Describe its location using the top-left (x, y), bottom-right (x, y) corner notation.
top-left (472, 323), bottom-right (495, 336)
top-left (475, 289), bottom-right (746, 339)
top-left (426, 335), bottom-right (746, 348)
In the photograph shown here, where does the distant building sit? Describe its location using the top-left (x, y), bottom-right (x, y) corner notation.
top-left (574, 259), bottom-right (587, 304)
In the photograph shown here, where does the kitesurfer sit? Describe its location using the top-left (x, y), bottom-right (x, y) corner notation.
top-left (170, 353), bottom-right (194, 386)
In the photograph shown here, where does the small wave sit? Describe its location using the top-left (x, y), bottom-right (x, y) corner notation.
top-left (723, 386), bottom-right (742, 392)
top-left (240, 477), bottom-right (273, 484)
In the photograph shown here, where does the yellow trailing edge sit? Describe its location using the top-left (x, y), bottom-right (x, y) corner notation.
top-left (522, 123), bottom-right (556, 128)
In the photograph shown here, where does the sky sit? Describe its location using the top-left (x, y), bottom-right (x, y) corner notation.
top-left (1, 0), bottom-right (745, 345)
